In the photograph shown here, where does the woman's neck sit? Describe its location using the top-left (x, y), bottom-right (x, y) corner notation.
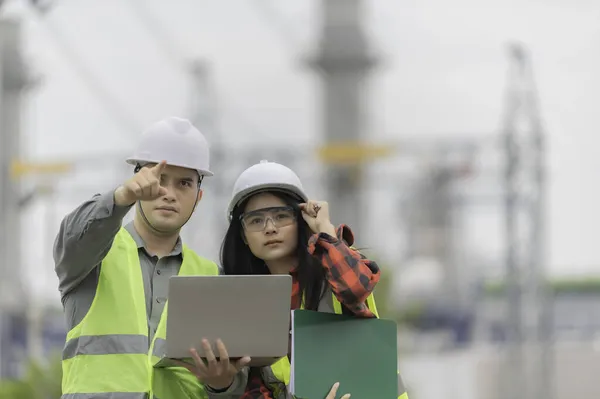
top-left (265, 257), bottom-right (297, 275)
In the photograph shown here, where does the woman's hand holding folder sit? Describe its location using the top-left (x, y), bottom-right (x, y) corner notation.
top-left (326, 382), bottom-right (351, 399)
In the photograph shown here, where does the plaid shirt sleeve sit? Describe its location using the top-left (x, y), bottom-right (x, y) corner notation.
top-left (307, 224), bottom-right (380, 318)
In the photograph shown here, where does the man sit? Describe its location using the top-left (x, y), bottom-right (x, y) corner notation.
top-left (54, 117), bottom-right (247, 399)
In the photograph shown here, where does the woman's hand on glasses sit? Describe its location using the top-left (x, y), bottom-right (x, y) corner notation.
top-left (299, 200), bottom-right (336, 236)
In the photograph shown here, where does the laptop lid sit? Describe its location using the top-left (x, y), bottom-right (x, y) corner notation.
top-left (163, 275), bottom-right (292, 366)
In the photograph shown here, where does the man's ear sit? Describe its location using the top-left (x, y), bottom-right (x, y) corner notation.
top-left (196, 189), bottom-right (203, 205)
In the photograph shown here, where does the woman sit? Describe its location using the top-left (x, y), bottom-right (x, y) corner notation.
top-left (217, 160), bottom-right (382, 398)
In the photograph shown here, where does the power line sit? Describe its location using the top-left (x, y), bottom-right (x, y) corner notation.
top-left (123, 0), bottom-right (186, 70)
top-left (249, 0), bottom-right (300, 50)
top-left (25, 2), bottom-right (142, 136)
top-left (122, 1), bottom-right (265, 139)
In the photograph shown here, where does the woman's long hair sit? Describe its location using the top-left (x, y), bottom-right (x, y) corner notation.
top-left (220, 191), bottom-right (327, 310)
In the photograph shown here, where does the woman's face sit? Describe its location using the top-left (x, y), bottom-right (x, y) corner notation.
top-left (241, 192), bottom-right (298, 264)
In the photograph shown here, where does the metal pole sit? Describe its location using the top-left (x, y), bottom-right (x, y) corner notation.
top-left (503, 44), bottom-right (524, 399)
top-left (533, 111), bottom-right (552, 399)
top-left (0, 25), bottom-right (5, 379)
top-left (307, 0), bottom-right (378, 235)
top-left (0, 18), bottom-right (30, 378)
top-left (499, 42), bottom-right (552, 399)
top-left (523, 47), bottom-right (553, 399)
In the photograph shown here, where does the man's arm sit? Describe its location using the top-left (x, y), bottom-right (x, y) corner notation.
top-left (53, 190), bottom-right (133, 297)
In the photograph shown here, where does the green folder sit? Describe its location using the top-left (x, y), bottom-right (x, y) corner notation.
top-left (290, 309), bottom-right (398, 399)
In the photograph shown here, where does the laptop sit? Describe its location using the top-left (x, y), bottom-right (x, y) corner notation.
top-left (156, 274), bottom-right (293, 368)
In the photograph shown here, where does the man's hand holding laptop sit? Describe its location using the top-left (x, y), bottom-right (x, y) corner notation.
top-left (172, 338), bottom-right (251, 390)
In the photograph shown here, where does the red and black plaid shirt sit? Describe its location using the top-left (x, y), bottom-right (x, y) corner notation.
top-left (241, 224), bottom-right (380, 398)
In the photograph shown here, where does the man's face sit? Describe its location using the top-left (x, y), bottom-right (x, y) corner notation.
top-left (138, 163), bottom-right (202, 232)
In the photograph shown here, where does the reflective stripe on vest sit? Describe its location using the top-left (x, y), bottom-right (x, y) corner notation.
top-left (63, 334), bottom-right (149, 359)
top-left (61, 228), bottom-right (219, 398)
top-left (148, 248), bottom-right (219, 399)
top-left (269, 292), bottom-right (409, 399)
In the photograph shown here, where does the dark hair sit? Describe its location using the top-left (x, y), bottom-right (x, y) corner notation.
top-left (220, 191), bottom-right (327, 310)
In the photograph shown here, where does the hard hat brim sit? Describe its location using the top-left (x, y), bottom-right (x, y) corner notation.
top-left (125, 157), bottom-right (214, 177)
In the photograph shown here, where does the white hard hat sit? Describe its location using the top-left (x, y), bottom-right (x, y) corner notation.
top-left (227, 160), bottom-right (308, 222)
top-left (126, 116), bottom-right (213, 176)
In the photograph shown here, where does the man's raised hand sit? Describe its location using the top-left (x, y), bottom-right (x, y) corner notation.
top-left (114, 160), bottom-right (169, 206)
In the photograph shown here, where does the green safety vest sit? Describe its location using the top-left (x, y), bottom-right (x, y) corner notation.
top-left (269, 293), bottom-right (409, 399)
top-left (61, 227), bottom-right (219, 399)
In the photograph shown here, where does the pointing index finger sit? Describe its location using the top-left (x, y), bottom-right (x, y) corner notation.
top-left (151, 160), bottom-right (167, 176)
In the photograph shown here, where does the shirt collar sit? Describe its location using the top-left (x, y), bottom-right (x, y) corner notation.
top-left (124, 221), bottom-right (183, 256)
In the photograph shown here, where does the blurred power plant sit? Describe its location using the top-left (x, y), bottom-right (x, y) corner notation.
top-left (0, 1), bottom-right (599, 399)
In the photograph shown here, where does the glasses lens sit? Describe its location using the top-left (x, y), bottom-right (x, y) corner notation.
top-left (241, 207), bottom-right (295, 231)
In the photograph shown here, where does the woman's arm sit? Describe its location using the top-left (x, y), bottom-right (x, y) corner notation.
top-left (307, 224), bottom-right (380, 318)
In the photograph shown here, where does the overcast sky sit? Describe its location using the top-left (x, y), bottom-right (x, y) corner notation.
top-left (3, 0), bottom-right (599, 302)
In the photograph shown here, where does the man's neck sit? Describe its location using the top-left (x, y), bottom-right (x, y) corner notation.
top-left (133, 217), bottom-right (179, 258)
